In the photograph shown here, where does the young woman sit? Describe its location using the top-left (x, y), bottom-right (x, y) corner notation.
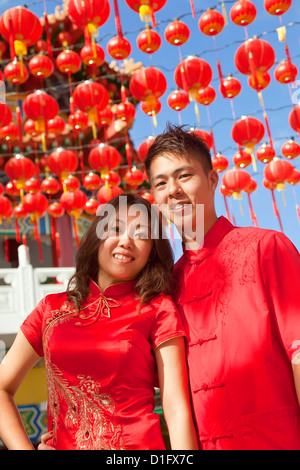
top-left (0, 194), bottom-right (198, 450)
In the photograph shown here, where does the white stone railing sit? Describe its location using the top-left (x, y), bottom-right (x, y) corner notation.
top-left (0, 245), bottom-right (75, 334)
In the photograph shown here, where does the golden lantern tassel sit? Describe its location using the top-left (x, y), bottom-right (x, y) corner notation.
top-left (239, 201), bottom-right (244, 217)
top-left (152, 110), bottom-right (157, 128)
top-left (72, 215), bottom-right (80, 249)
top-left (92, 122), bottom-right (97, 140)
top-left (221, 1), bottom-right (228, 25)
top-left (296, 204), bottom-right (300, 225)
top-left (194, 103), bottom-right (200, 123)
top-left (167, 219), bottom-right (175, 251)
top-left (276, 26), bottom-right (286, 42)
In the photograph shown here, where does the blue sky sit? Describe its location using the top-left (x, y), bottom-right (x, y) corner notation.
top-left (2, 0), bottom-right (300, 258)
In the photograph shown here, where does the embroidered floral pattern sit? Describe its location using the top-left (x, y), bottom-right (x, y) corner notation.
top-left (43, 302), bottom-right (124, 450)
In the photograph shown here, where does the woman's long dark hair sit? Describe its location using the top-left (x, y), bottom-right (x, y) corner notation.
top-left (67, 193), bottom-right (174, 310)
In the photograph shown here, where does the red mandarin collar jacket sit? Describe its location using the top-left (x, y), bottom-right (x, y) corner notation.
top-left (172, 216), bottom-right (300, 450)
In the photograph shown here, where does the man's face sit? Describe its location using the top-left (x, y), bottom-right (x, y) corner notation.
top-left (149, 153), bottom-right (218, 242)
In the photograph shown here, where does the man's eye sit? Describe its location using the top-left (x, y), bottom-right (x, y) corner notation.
top-left (179, 173), bottom-right (191, 179)
top-left (155, 181), bottom-right (165, 188)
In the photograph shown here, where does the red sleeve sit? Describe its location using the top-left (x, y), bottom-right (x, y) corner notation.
top-left (20, 297), bottom-right (46, 357)
top-left (259, 231), bottom-right (300, 362)
top-left (150, 295), bottom-right (186, 350)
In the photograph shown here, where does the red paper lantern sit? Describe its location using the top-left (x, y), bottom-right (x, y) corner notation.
top-left (97, 185), bottom-right (124, 204)
top-left (41, 177), bottom-right (60, 195)
top-left (0, 7), bottom-right (42, 57)
top-left (4, 60), bottom-right (29, 85)
top-left (287, 169), bottom-right (300, 185)
top-left (107, 36), bottom-right (132, 60)
top-left (195, 86), bottom-right (216, 106)
top-left (0, 122), bottom-right (19, 141)
top-left (274, 61), bottom-right (298, 84)
top-left (256, 143), bottom-right (276, 163)
top-left (192, 129), bottom-right (213, 149)
top-left (5, 180), bottom-right (20, 197)
top-left (137, 136), bottom-right (155, 162)
top-left (212, 153), bottom-right (229, 173)
top-left (130, 67), bottom-right (167, 103)
top-left (0, 195), bottom-right (13, 222)
top-left (281, 138), bottom-right (300, 160)
top-left (137, 29), bottom-right (161, 54)
top-left (63, 175), bottom-right (81, 192)
top-left (124, 0), bottom-right (167, 27)
top-left (67, 0), bottom-right (110, 30)
top-left (222, 167), bottom-right (251, 199)
top-left (235, 38), bottom-right (275, 75)
top-left (5, 154), bottom-right (35, 190)
top-left (88, 143), bottom-right (121, 173)
top-left (48, 202), bottom-right (65, 218)
top-left (56, 50), bottom-right (82, 75)
top-left (289, 106), bottom-right (300, 136)
top-left (60, 189), bottom-right (88, 219)
top-left (28, 54), bottom-right (54, 79)
top-left (23, 90), bottom-right (59, 126)
top-left (264, 0), bottom-right (292, 15)
top-left (230, 0), bottom-right (257, 26)
top-left (73, 80), bottom-right (109, 116)
top-left (80, 43), bottom-right (105, 66)
top-left (220, 75), bottom-right (242, 99)
top-left (0, 102), bottom-right (12, 128)
top-left (24, 178), bottom-right (40, 194)
top-left (248, 71), bottom-right (271, 91)
top-left (174, 57), bottom-right (213, 99)
top-left (23, 191), bottom-right (48, 216)
top-left (244, 178), bottom-right (258, 194)
top-left (264, 157), bottom-right (294, 188)
top-left (23, 119), bottom-right (43, 138)
top-left (164, 20), bottom-right (190, 46)
top-left (47, 116), bottom-right (66, 137)
top-left (85, 198), bottom-right (99, 215)
top-left (167, 90), bottom-right (190, 111)
top-left (124, 168), bottom-right (144, 188)
top-left (13, 203), bottom-right (28, 220)
top-left (232, 116), bottom-right (265, 150)
top-left (233, 150), bottom-right (252, 168)
top-left (115, 102), bottom-right (136, 123)
top-left (68, 111), bottom-right (89, 131)
top-left (83, 172), bottom-right (102, 191)
top-left (97, 107), bottom-right (114, 126)
top-left (0, 183), bottom-right (4, 195)
top-left (47, 148), bottom-right (79, 181)
top-left (141, 97), bottom-right (162, 117)
top-left (199, 9), bottom-right (225, 36)
top-left (103, 171), bottom-right (121, 187)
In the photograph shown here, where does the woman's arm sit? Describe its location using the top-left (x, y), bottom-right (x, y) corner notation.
top-left (155, 337), bottom-right (199, 450)
top-left (0, 330), bottom-right (41, 450)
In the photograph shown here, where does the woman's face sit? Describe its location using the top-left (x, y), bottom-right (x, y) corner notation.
top-left (97, 206), bottom-right (154, 290)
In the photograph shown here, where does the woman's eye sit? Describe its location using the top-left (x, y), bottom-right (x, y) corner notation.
top-left (135, 232), bottom-right (148, 239)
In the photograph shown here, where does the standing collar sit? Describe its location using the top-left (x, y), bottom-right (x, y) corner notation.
top-left (182, 216), bottom-right (234, 263)
top-left (88, 279), bottom-right (137, 298)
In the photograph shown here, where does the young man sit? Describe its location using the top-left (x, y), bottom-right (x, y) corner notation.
top-left (145, 124), bottom-right (300, 450)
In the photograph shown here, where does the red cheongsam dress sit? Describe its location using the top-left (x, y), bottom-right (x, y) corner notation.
top-left (172, 216), bottom-right (300, 450)
top-left (20, 280), bottom-right (186, 450)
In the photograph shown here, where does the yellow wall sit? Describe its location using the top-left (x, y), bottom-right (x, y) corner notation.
top-left (14, 366), bottom-right (47, 406)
